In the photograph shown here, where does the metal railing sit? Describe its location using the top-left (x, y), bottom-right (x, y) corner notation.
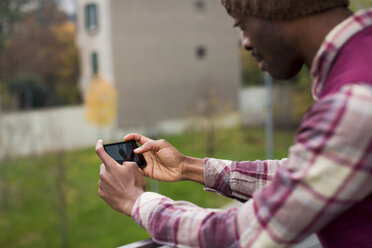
top-left (118, 234), bottom-right (322, 248)
top-left (118, 238), bottom-right (168, 248)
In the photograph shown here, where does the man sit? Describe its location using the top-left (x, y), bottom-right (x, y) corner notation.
top-left (96, 0), bottom-right (372, 247)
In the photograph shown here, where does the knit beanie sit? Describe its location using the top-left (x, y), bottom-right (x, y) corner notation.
top-left (221, 0), bottom-right (349, 20)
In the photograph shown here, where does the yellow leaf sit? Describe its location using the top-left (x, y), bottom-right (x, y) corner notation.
top-left (85, 74), bottom-right (117, 126)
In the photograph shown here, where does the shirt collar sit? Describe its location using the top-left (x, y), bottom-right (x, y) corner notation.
top-left (310, 8), bottom-right (372, 100)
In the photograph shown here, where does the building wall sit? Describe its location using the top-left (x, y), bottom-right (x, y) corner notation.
top-left (110, 0), bottom-right (241, 127)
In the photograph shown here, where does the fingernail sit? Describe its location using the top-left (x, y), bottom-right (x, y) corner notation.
top-left (134, 148), bottom-right (140, 153)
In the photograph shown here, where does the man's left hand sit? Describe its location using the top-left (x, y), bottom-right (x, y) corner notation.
top-left (96, 139), bottom-right (146, 216)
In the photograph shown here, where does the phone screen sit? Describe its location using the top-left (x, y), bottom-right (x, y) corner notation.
top-left (103, 140), bottom-right (146, 168)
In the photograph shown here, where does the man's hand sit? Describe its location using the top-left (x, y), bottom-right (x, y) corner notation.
top-left (124, 133), bottom-right (205, 184)
top-left (96, 139), bottom-right (145, 216)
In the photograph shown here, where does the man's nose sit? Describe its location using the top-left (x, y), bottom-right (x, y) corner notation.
top-left (242, 33), bottom-right (253, 51)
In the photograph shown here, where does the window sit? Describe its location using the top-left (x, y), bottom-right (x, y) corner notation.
top-left (196, 46), bottom-right (207, 60)
top-left (91, 52), bottom-right (99, 75)
top-left (85, 3), bottom-right (99, 33)
top-left (194, 0), bottom-right (206, 12)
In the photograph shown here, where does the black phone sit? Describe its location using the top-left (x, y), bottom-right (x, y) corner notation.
top-left (103, 140), bottom-right (147, 168)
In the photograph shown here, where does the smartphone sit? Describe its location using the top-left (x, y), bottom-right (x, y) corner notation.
top-left (103, 140), bottom-right (147, 168)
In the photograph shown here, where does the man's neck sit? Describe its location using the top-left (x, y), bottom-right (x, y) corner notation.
top-left (290, 7), bottom-right (353, 68)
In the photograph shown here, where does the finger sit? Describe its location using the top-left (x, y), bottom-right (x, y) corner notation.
top-left (98, 188), bottom-right (104, 198)
top-left (122, 161), bottom-right (145, 176)
top-left (134, 139), bottom-right (165, 154)
top-left (139, 168), bottom-right (145, 176)
top-left (100, 163), bottom-right (105, 176)
top-left (122, 161), bottom-right (146, 176)
top-left (124, 133), bottom-right (153, 145)
top-left (95, 139), bottom-right (117, 169)
top-left (122, 161), bottom-right (138, 169)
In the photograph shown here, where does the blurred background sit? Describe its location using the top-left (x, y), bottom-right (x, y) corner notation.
top-left (0, 0), bottom-right (371, 247)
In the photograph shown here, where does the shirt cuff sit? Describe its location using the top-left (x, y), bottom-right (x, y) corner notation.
top-left (203, 158), bottom-right (233, 198)
top-left (131, 192), bottom-right (172, 230)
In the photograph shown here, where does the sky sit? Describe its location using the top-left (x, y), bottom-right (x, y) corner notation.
top-left (57, 0), bottom-right (76, 15)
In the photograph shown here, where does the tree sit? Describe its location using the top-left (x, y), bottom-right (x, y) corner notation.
top-left (350, 0), bottom-right (372, 10)
top-left (0, 0), bottom-right (26, 57)
top-left (1, 0), bottom-right (81, 108)
top-left (189, 83), bottom-right (234, 157)
top-left (291, 68), bottom-right (313, 122)
top-left (52, 22), bottom-right (81, 105)
top-left (239, 47), bottom-right (264, 87)
top-left (7, 73), bottom-right (49, 109)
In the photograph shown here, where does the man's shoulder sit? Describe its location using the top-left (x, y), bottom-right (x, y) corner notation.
top-left (321, 26), bottom-right (372, 97)
top-left (312, 9), bottom-right (372, 100)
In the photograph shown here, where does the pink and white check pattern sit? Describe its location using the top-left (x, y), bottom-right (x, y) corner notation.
top-left (132, 9), bottom-right (372, 248)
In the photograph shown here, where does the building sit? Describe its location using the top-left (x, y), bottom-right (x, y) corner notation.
top-left (77, 0), bottom-right (241, 128)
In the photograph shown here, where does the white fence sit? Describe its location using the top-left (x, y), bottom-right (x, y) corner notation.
top-left (0, 106), bottom-right (241, 160)
top-left (239, 86), bottom-right (267, 126)
top-left (0, 106), bottom-right (109, 159)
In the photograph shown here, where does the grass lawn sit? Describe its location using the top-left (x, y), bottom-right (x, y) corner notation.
top-left (0, 126), bottom-right (295, 248)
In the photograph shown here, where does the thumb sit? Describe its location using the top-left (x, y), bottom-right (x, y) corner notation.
top-left (95, 139), bottom-right (118, 169)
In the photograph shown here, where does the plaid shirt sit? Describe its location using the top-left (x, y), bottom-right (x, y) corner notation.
top-left (132, 9), bottom-right (372, 247)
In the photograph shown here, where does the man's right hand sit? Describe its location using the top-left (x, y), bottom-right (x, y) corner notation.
top-left (124, 133), bottom-right (205, 184)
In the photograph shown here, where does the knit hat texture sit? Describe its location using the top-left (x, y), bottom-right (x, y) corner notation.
top-left (221, 0), bottom-right (349, 20)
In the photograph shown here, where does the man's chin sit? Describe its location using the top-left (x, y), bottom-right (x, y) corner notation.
top-left (266, 64), bottom-right (303, 80)
top-left (268, 71), bottom-right (294, 80)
